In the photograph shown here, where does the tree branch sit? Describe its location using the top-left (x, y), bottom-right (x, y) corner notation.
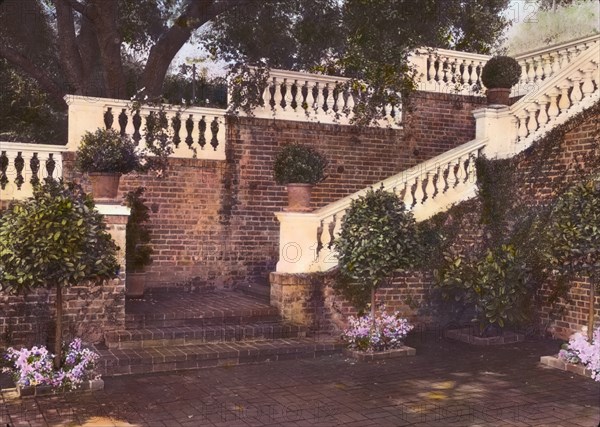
top-left (58, 0), bottom-right (90, 18)
top-left (0, 43), bottom-right (67, 109)
top-left (141, 0), bottom-right (254, 96)
top-left (55, 0), bottom-right (85, 93)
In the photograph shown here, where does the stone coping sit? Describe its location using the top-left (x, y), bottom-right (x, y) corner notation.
top-left (445, 327), bottom-right (525, 345)
top-left (343, 346), bottom-right (416, 361)
top-left (539, 355), bottom-right (594, 380)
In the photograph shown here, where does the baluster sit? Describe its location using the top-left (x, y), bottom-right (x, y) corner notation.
top-left (460, 60), bottom-right (468, 85)
top-left (315, 82), bottom-right (324, 115)
top-left (558, 83), bottom-right (571, 113)
top-left (198, 116), bottom-right (207, 149)
top-left (455, 157), bottom-right (466, 187)
top-left (526, 104), bottom-right (539, 134)
top-left (466, 61), bottom-right (475, 85)
top-left (440, 57), bottom-right (449, 83)
top-left (305, 82), bottom-right (315, 112)
top-left (171, 112), bottom-right (181, 148)
top-left (335, 85), bottom-right (344, 114)
top-left (262, 83), bottom-right (271, 109)
top-left (131, 109), bottom-right (142, 145)
top-left (185, 114), bottom-right (194, 148)
top-left (442, 163), bottom-right (451, 193)
top-left (345, 89), bottom-right (355, 114)
top-left (519, 62), bottom-right (528, 86)
top-left (429, 54), bottom-right (438, 81)
top-left (567, 47), bottom-right (579, 64)
top-left (273, 78), bottom-right (283, 112)
top-left (569, 73), bottom-right (583, 104)
top-left (283, 78), bottom-right (294, 111)
top-left (547, 88), bottom-right (560, 119)
top-left (534, 57), bottom-right (544, 81)
top-left (466, 155), bottom-right (477, 183)
top-left (559, 48), bottom-right (570, 68)
top-left (384, 104), bottom-right (393, 122)
top-left (210, 117), bottom-right (219, 151)
top-left (526, 59), bottom-right (536, 83)
top-left (537, 96), bottom-right (549, 127)
top-left (14, 152), bottom-right (24, 190)
top-left (516, 111), bottom-right (529, 140)
top-left (424, 171), bottom-right (436, 202)
top-left (104, 107), bottom-right (114, 129)
top-left (510, 116), bottom-right (520, 145)
top-left (581, 65), bottom-right (596, 96)
top-left (413, 176), bottom-right (424, 206)
top-left (45, 153), bottom-right (56, 182)
top-left (118, 109), bottom-right (128, 136)
top-left (325, 83), bottom-right (335, 114)
top-left (30, 153), bottom-right (40, 186)
top-left (0, 151), bottom-right (7, 189)
top-left (402, 181), bottom-right (413, 207)
top-left (551, 52), bottom-right (561, 74)
top-left (542, 54), bottom-right (552, 79)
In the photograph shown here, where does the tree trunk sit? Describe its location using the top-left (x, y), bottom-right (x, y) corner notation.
top-left (371, 287), bottom-right (376, 332)
top-left (589, 278), bottom-right (596, 341)
top-left (54, 283), bottom-right (63, 369)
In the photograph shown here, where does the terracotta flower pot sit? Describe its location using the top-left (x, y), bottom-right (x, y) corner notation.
top-left (486, 88), bottom-right (511, 106)
top-left (285, 183), bottom-right (313, 212)
top-left (88, 173), bottom-right (121, 199)
top-left (126, 271), bottom-right (146, 298)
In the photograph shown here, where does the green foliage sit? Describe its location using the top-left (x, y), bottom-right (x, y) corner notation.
top-left (124, 187), bottom-right (153, 273)
top-left (543, 178), bottom-right (600, 280)
top-left (481, 56), bottom-right (522, 89)
top-left (435, 245), bottom-right (531, 332)
top-left (273, 144), bottom-right (328, 185)
top-left (0, 180), bottom-right (119, 294)
top-left (75, 128), bottom-right (142, 174)
top-left (334, 186), bottom-right (423, 311)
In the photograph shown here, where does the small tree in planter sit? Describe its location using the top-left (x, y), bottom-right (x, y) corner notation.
top-left (481, 56), bottom-right (522, 105)
top-left (124, 187), bottom-right (153, 298)
top-left (76, 128), bottom-right (143, 199)
top-left (0, 180), bottom-right (119, 367)
top-left (273, 143), bottom-right (328, 211)
top-left (542, 178), bottom-right (600, 340)
top-left (334, 186), bottom-right (423, 343)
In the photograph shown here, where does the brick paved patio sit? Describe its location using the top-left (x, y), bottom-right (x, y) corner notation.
top-left (2, 333), bottom-right (599, 426)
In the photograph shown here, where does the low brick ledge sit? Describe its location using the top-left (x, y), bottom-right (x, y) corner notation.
top-left (5, 378), bottom-right (104, 399)
top-left (343, 346), bottom-right (416, 361)
top-left (445, 328), bottom-right (525, 345)
top-left (539, 355), bottom-right (594, 379)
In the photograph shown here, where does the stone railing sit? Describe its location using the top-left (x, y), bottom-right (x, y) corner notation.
top-left (476, 41), bottom-right (599, 159)
top-left (66, 95), bottom-right (228, 161)
top-left (275, 139), bottom-right (487, 273)
top-left (0, 142), bottom-right (66, 202)
top-left (249, 69), bottom-right (403, 128)
top-left (411, 34), bottom-right (600, 97)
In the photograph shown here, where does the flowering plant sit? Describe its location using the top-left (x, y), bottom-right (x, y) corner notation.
top-left (558, 327), bottom-right (600, 382)
top-left (342, 310), bottom-right (413, 352)
top-left (2, 339), bottom-right (100, 391)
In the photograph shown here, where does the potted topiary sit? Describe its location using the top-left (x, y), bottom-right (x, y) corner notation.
top-left (75, 128), bottom-right (142, 199)
top-left (124, 187), bottom-right (153, 298)
top-left (273, 143), bottom-right (328, 211)
top-left (480, 56), bottom-right (522, 105)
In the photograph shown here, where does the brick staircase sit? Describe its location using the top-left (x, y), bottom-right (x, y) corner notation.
top-left (94, 289), bottom-right (343, 376)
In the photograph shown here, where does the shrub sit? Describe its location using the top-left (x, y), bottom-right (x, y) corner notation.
top-left (273, 143), bottom-right (328, 185)
top-left (76, 128), bottom-right (142, 174)
top-left (481, 56), bottom-right (521, 89)
top-left (124, 187), bottom-right (153, 273)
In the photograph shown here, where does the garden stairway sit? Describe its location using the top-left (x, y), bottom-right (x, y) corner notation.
top-left (274, 37), bottom-right (600, 275)
top-left (95, 289), bottom-right (342, 376)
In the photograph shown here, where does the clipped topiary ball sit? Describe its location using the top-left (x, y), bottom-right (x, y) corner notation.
top-left (481, 56), bottom-right (522, 89)
top-left (273, 143), bottom-right (328, 185)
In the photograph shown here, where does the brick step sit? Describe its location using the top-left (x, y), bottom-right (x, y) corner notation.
top-left (236, 283), bottom-right (271, 303)
top-left (95, 338), bottom-right (344, 377)
top-left (105, 322), bottom-right (307, 349)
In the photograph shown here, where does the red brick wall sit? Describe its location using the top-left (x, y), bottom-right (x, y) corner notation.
top-left (58, 91), bottom-right (482, 289)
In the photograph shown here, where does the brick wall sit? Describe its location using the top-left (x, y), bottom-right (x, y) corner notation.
top-left (60, 91), bottom-right (482, 289)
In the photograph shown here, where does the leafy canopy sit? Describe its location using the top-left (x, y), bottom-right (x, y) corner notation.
top-left (0, 180), bottom-right (119, 294)
top-left (334, 186), bottom-right (423, 311)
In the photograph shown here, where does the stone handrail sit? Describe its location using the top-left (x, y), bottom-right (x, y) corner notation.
top-left (250, 68), bottom-right (403, 128)
top-left (275, 138), bottom-right (487, 273)
top-left (66, 95), bottom-right (228, 161)
top-left (0, 142), bottom-right (66, 202)
top-left (477, 42), bottom-right (599, 159)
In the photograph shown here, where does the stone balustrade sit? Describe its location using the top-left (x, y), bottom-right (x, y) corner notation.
top-left (65, 95), bottom-right (228, 160)
top-left (0, 142), bottom-right (66, 203)
top-left (476, 42), bottom-right (599, 159)
top-left (275, 139), bottom-right (487, 274)
top-left (250, 69), bottom-right (403, 128)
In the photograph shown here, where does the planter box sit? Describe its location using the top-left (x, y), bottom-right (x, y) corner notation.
top-left (344, 346), bottom-right (416, 362)
top-left (14, 378), bottom-right (104, 398)
top-left (445, 328), bottom-right (524, 345)
top-left (540, 355), bottom-right (594, 379)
